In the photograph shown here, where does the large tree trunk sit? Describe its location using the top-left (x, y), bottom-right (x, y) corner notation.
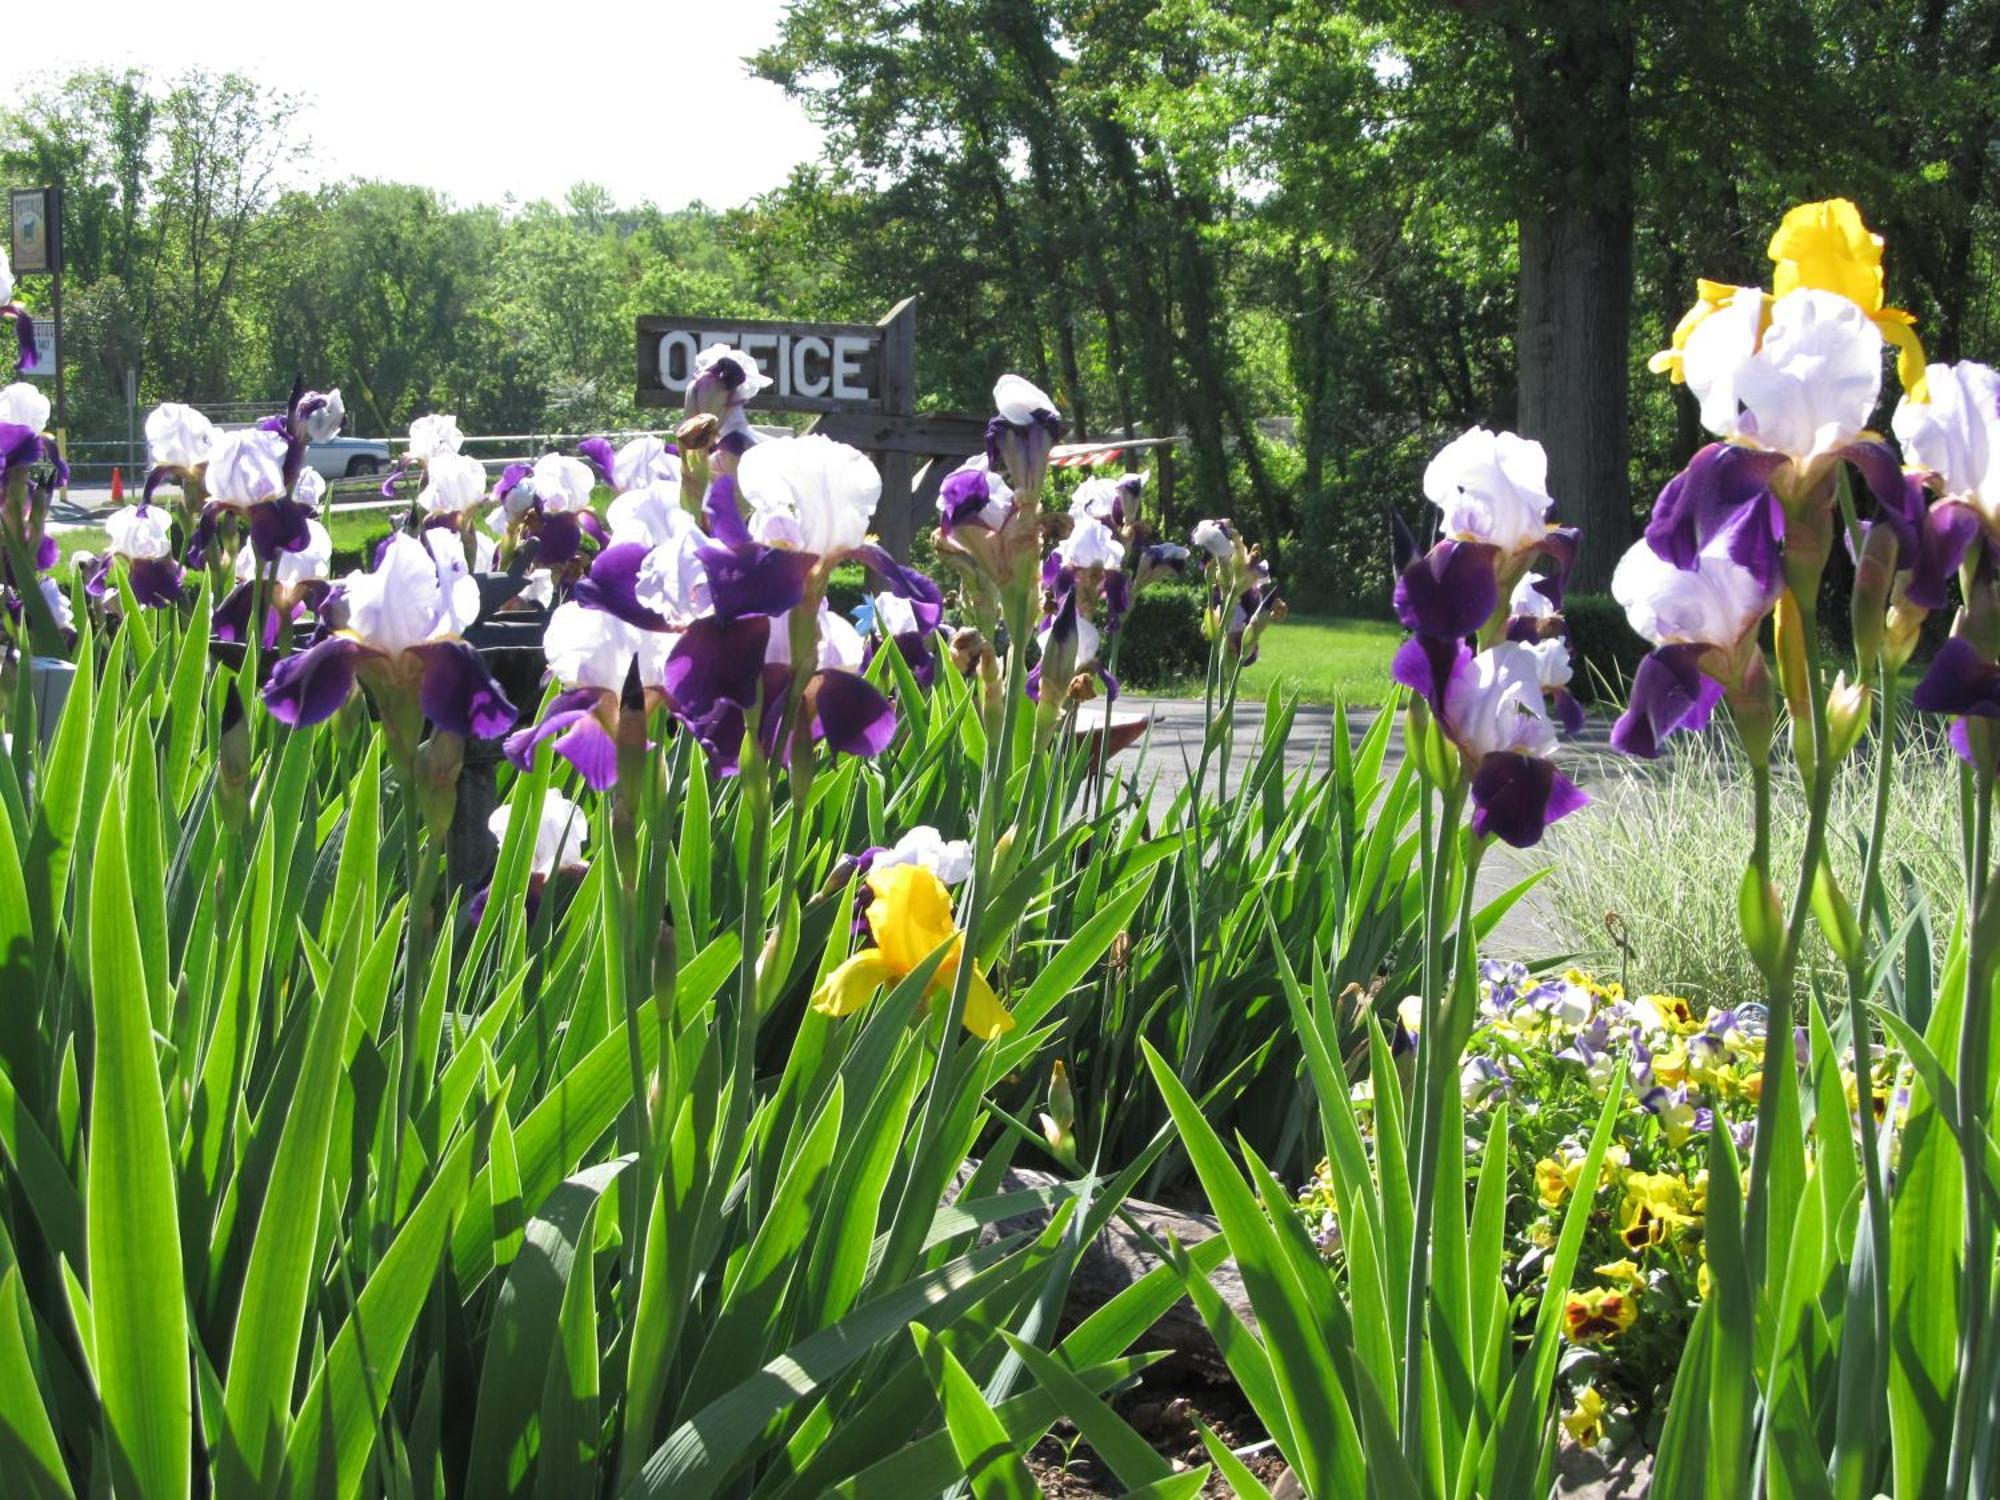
top-left (1506, 0), bottom-right (1637, 595)
top-left (1516, 202), bottom-right (1633, 591)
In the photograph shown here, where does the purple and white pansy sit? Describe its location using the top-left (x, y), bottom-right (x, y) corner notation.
top-left (1393, 635), bottom-right (1590, 847)
top-left (262, 530), bottom-right (516, 750)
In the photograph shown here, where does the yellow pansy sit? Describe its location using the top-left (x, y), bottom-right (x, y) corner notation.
top-left (812, 862), bottom-right (1015, 1040)
top-left (1767, 198), bottom-right (1926, 397)
top-left (1596, 1258), bottom-right (1646, 1293)
top-left (1619, 1170), bottom-right (1701, 1253)
top-left (1562, 1384), bottom-right (1608, 1447)
top-left (1562, 1286), bottom-right (1639, 1345)
top-left (1534, 1157), bottom-right (1576, 1210)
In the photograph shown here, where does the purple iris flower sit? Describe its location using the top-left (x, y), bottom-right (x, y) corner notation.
top-left (986, 374), bottom-right (1063, 496)
top-left (1392, 635), bottom-right (1589, 847)
top-left (263, 531), bottom-right (515, 746)
top-left (504, 601), bottom-right (668, 790)
top-left (1913, 636), bottom-right (2000, 768)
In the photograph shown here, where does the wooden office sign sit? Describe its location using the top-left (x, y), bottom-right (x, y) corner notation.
top-left (637, 309), bottom-right (905, 416)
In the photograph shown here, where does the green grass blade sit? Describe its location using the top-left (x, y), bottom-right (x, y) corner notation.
top-left (466, 1154), bottom-right (634, 1499)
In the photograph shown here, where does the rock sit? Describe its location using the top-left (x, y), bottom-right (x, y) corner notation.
top-left (960, 1163), bottom-right (1257, 1379)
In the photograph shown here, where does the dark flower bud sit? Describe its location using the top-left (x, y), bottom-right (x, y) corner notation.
top-left (676, 414), bottom-right (720, 453)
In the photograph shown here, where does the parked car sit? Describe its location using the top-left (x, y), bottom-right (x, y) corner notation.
top-left (214, 421), bottom-right (393, 480)
top-left (305, 432), bottom-right (392, 479)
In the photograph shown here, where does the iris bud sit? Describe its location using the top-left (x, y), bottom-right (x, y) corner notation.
top-left (1826, 674), bottom-right (1870, 764)
top-left (416, 732), bottom-right (464, 842)
top-left (1883, 595), bottom-right (1925, 674)
top-left (1850, 523), bottom-right (1898, 672)
top-left (220, 683), bottom-right (251, 834)
top-left (1038, 1060), bottom-right (1078, 1169)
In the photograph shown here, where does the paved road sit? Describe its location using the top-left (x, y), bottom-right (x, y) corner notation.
top-left (1105, 695), bottom-right (1629, 957)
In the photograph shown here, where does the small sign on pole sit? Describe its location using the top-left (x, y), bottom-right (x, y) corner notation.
top-left (23, 319), bottom-right (55, 379)
top-left (9, 188), bottom-right (59, 274)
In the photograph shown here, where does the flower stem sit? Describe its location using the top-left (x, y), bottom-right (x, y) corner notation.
top-left (1946, 758), bottom-right (1995, 1498)
top-left (1746, 589), bottom-right (1834, 1281)
top-left (1408, 816), bottom-right (1488, 1464)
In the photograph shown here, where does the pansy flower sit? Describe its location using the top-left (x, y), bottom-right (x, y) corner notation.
top-left (262, 530), bottom-right (516, 751)
top-left (1392, 637), bottom-right (1589, 847)
top-left (812, 860), bottom-right (1014, 1039)
top-left (1561, 1287), bottom-right (1638, 1345)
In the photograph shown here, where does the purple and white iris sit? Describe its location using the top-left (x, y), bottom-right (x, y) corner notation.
top-left (262, 530), bottom-right (515, 749)
top-left (1393, 637), bottom-right (1589, 847)
top-left (686, 345), bottom-right (769, 472)
top-left (1898, 360), bottom-right (2000, 764)
top-left (91, 504), bottom-right (184, 608)
top-left (987, 374), bottom-right (1063, 499)
top-left (1397, 427), bottom-right (1575, 640)
top-left (656, 434), bottom-right (931, 772)
top-left (0, 259), bottom-right (34, 373)
top-left (1609, 517), bottom-right (1779, 758)
top-left (504, 601), bottom-right (669, 790)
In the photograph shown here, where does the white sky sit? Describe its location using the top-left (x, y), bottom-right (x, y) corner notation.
top-left (0, 0), bottom-right (825, 210)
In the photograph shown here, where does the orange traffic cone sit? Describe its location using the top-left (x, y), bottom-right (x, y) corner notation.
top-left (110, 466), bottom-right (123, 502)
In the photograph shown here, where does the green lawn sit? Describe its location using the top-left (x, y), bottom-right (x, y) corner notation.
top-left (56, 507), bottom-right (395, 571)
top-left (1234, 612), bottom-right (1403, 707)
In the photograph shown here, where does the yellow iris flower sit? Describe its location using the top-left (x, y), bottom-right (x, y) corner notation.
top-left (1649, 198), bottom-right (1927, 400)
top-left (812, 862), bottom-right (1016, 1040)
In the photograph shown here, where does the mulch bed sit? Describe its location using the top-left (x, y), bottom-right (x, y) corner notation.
top-left (1024, 1366), bottom-right (1291, 1496)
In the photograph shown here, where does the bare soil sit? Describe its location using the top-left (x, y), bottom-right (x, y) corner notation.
top-left (1023, 1366), bottom-right (1290, 1496)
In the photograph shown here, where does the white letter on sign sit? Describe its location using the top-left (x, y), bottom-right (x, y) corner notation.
top-left (832, 335), bottom-right (870, 401)
top-left (793, 336), bottom-right (831, 398)
top-left (657, 331), bottom-right (698, 393)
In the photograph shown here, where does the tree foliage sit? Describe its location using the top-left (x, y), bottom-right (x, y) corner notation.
top-left (7, 8), bottom-right (1999, 604)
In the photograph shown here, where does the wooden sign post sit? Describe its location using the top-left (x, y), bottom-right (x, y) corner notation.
top-left (638, 298), bottom-right (989, 561)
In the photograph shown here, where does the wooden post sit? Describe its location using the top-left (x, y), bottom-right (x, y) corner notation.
top-left (873, 297), bottom-right (918, 562)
